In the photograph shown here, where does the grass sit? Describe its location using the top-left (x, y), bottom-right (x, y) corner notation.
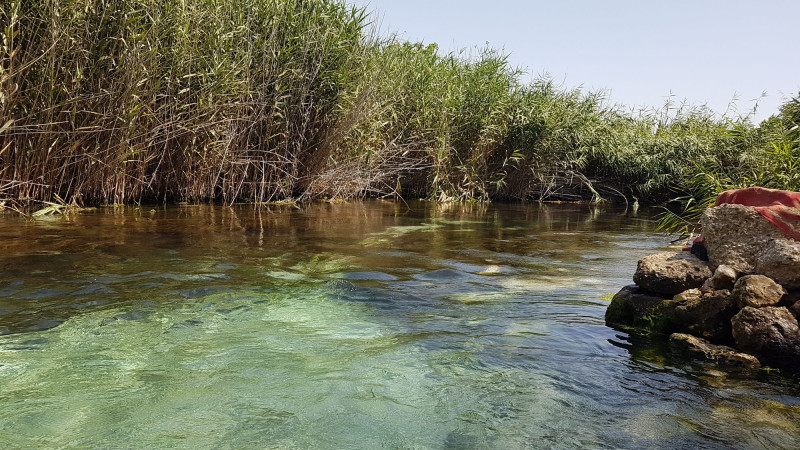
top-left (1, 0), bottom-right (796, 212)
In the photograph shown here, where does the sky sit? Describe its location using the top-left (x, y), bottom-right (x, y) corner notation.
top-left (354, 0), bottom-right (799, 123)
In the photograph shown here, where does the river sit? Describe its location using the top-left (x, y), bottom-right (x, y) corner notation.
top-left (0, 201), bottom-right (798, 448)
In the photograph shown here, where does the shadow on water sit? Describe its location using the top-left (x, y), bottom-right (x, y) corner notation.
top-left (1, 201), bottom-right (800, 447)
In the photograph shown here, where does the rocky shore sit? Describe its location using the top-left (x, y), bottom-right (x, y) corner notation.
top-left (606, 203), bottom-right (800, 372)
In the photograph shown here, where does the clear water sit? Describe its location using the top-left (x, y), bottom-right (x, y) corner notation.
top-left (0, 201), bottom-right (799, 448)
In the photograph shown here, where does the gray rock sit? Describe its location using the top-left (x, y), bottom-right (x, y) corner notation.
top-left (732, 275), bottom-right (788, 308)
top-left (661, 289), bottom-right (738, 345)
top-left (711, 265), bottom-right (738, 291)
top-left (759, 240), bottom-right (800, 290)
top-left (633, 252), bottom-right (712, 297)
top-left (701, 204), bottom-right (800, 289)
top-left (605, 285), bottom-right (667, 326)
top-left (670, 333), bottom-right (761, 368)
top-left (731, 306), bottom-right (800, 371)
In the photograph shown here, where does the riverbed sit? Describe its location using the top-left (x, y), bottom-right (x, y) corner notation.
top-left (0, 201), bottom-right (798, 448)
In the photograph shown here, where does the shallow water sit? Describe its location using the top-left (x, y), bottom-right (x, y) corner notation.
top-left (0, 201), bottom-right (799, 448)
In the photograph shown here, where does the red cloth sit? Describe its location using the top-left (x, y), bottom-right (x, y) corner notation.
top-left (714, 187), bottom-right (800, 241)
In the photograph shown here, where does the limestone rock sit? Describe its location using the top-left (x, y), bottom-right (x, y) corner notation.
top-left (670, 333), bottom-right (761, 368)
top-left (673, 289), bottom-right (702, 302)
top-left (701, 204), bottom-right (800, 289)
top-left (759, 241), bottom-right (800, 290)
top-left (732, 275), bottom-right (788, 308)
top-left (711, 265), bottom-right (738, 291)
top-left (605, 285), bottom-right (666, 326)
top-left (633, 252), bottom-right (712, 297)
top-left (731, 306), bottom-right (800, 371)
top-left (661, 289), bottom-right (738, 345)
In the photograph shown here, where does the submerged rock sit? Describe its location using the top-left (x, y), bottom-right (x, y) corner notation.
top-left (731, 306), bottom-right (800, 372)
top-left (701, 204), bottom-right (800, 289)
top-left (670, 333), bottom-right (761, 368)
top-left (605, 285), bottom-right (667, 326)
top-left (633, 252), bottom-right (712, 297)
top-left (732, 275), bottom-right (787, 309)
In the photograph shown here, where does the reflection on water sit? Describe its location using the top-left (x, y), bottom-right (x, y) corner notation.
top-left (0, 201), bottom-right (799, 448)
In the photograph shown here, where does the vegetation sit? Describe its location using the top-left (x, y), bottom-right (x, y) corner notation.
top-left (656, 92), bottom-right (800, 236)
top-left (1, 0), bottom-right (796, 212)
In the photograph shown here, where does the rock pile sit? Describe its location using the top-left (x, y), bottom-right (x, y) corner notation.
top-left (607, 203), bottom-right (800, 372)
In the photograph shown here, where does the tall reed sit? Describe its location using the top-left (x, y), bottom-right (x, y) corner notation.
top-left (0, 0), bottom-right (787, 210)
top-left (1, 0), bottom-right (370, 205)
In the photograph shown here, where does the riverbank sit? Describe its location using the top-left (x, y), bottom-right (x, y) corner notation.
top-left (2, 0), bottom-right (798, 211)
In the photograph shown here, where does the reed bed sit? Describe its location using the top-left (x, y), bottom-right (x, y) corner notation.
top-left (1, 0), bottom-right (795, 211)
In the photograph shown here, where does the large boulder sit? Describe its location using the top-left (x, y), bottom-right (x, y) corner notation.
top-left (701, 204), bottom-right (800, 289)
top-left (670, 333), bottom-right (760, 368)
top-left (633, 252), bottom-right (712, 297)
top-left (605, 285), bottom-right (667, 327)
top-left (660, 289), bottom-right (738, 345)
top-left (731, 306), bottom-right (800, 372)
top-left (732, 275), bottom-right (787, 308)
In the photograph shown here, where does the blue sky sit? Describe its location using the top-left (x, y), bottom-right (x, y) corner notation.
top-left (354, 0), bottom-right (799, 123)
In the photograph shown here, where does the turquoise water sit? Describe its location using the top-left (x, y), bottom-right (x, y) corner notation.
top-left (0, 201), bottom-right (799, 448)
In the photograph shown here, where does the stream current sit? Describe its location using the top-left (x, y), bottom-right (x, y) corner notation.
top-left (0, 201), bottom-right (799, 448)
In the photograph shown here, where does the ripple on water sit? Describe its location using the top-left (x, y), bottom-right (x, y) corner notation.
top-left (262, 270), bottom-right (309, 281)
top-left (173, 287), bottom-right (230, 299)
top-left (0, 202), bottom-right (798, 448)
top-left (69, 284), bottom-right (116, 296)
top-left (17, 289), bottom-right (69, 300)
top-left (330, 271), bottom-right (398, 281)
top-left (153, 273), bottom-right (229, 282)
top-left (413, 269), bottom-right (472, 282)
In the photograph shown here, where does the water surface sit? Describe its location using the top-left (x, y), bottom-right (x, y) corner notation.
top-left (1, 201), bottom-right (799, 448)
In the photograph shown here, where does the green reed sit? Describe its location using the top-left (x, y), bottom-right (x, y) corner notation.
top-left (0, 0), bottom-right (791, 211)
